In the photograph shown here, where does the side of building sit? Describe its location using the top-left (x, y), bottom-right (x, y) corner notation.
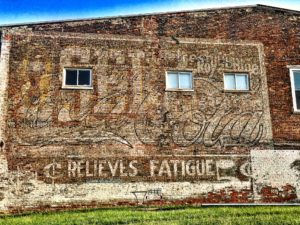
top-left (0, 4), bottom-right (300, 212)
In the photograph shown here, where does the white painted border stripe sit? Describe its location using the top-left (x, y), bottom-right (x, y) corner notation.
top-left (0, 33), bottom-right (10, 147)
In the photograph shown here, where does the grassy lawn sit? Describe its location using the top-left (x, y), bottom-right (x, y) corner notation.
top-left (0, 206), bottom-right (300, 225)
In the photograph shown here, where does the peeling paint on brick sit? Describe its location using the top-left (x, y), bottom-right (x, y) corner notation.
top-left (0, 5), bottom-right (300, 212)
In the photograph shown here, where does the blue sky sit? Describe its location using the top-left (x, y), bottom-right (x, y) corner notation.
top-left (0, 0), bottom-right (299, 25)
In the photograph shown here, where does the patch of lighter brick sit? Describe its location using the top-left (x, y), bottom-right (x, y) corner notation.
top-left (251, 149), bottom-right (300, 201)
top-left (257, 44), bottom-right (273, 144)
top-left (4, 181), bottom-right (250, 208)
top-left (0, 33), bottom-right (10, 165)
top-left (0, 33), bottom-right (11, 211)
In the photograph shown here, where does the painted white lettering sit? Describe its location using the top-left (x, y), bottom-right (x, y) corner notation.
top-left (150, 160), bottom-right (159, 177)
top-left (129, 160), bottom-right (138, 177)
top-left (158, 160), bottom-right (171, 177)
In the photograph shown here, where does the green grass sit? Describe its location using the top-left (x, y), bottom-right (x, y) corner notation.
top-left (0, 206), bottom-right (300, 225)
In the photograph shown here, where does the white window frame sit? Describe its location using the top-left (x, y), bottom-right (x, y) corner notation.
top-left (165, 71), bottom-right (193, 91)
top-left (62, 68), bottom-right (93, 90)
top-left (223, 73), bottom-right (250, 91)
top-left (289, 68), bottom-right (300, 113)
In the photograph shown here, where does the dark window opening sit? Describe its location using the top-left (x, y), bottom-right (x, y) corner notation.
top-left (65, 70), bottom-right (77, 85)
top-left (293, 71), bottom-right (300, 110)
top-left (78, 70), bottom-right (91, 85)
top-left (63, 68), bottom-right (92, 89)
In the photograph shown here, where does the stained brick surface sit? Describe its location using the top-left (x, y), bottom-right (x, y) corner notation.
top-left (0, 5), bottom-right (300, 212)
top-left (3, 5), bottom-right (299, 146)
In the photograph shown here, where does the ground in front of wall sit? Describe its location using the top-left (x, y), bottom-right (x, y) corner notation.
top-left (0, 206), bottom-right (300, 224)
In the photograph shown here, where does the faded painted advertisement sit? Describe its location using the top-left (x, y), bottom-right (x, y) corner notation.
top-left (5, 32), bottom-right (272, 156)
top-left (0, 32), bottom-right (296, 212)
top-left (12, 155), bottom-right (250, 183)
top-left (0, 150), bottom-right (298, 211)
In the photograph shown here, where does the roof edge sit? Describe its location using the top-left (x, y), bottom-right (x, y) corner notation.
top-left (257, 4), bottom-right (300, 14)
top-left (0, 4), bottom-right (299, 28)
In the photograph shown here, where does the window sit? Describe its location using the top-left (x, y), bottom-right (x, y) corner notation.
top-left (166, 71), bottom-right (193, 90)
top-left (224, 73), bottom-right (249, 91)
top-left (62, 68), bottom-right (92, 89)
top-left (290, 68), bottom-right (300, 112)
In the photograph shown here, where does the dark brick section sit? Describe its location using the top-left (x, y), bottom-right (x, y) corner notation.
top-left (259, 184), bottom-right (298, 203)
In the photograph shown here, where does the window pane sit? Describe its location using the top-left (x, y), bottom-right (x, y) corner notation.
top-left (224, 74), bottom-right (236, 90)
top-left (65, 70), bottom-right (77, 85)
top-left (294, 71), bottom-right (300, 90)
top-left (235, 74), bottom-right (249, 90)
top-left (167, 73), bottom-right (179, 89)
top-left (78, 70), bottom-right (91, 85)
top-left (179, 73), bottom-right (192, 89)
top-left (296, 91), bottom-right (300, 110)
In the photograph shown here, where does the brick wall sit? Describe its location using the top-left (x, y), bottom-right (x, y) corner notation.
top-left (0, 5), bottom-right (300, 212)
top-left (4, 5), bottom-right (300, 147)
